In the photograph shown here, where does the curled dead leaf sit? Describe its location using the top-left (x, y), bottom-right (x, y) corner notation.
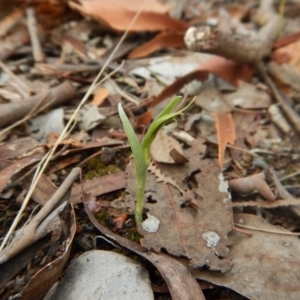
top-left (229, 172), bottom-right (275, 201)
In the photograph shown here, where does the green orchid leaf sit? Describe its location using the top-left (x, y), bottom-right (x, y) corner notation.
top-left (142, 96), bottom-right (194, 162)
top-left (118, 96), bottom-right (194, 223)
top-left (118, 103), bottom-right (148, 172)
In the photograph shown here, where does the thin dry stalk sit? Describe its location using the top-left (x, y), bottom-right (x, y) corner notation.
top-left (0, 8), bottom-right (24, 37)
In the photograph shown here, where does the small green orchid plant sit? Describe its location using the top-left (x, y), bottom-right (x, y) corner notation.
top-left (118, 96), bottom-right (194, 223)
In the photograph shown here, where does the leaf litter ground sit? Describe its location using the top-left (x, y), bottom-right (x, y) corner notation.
top-left (2, 0), bottom-right (300, 299)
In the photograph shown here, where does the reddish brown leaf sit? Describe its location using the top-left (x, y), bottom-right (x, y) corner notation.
top-left (69, 0), bottom-right (188, 32)
top-left (136, 109), bottom-right (153, 127)
top-left (215, 112), bottom-right (236, 168)
top-left (150, 56), bottom-right (254, 108)
top-left (90, 87), bottom-right (109, 106)
top-left (129, 31), bottom-right (185, 59)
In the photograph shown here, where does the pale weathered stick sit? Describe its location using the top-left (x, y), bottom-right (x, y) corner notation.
top-left (0, 167), bottom-right (80, 264)
top-left (0, 80), bottom-right (76, 128)
top-left (184, 14), bottom-right (280, 65)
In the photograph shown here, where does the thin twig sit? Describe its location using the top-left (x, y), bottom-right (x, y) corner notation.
top-left (0, 59), bottom-right (32, 97)
top-left (26, 7), bottom-right (45, 63)
top-left (234, 223), bottom-right (300, 236)
top-left (256, 62), bottom-right (300, 134)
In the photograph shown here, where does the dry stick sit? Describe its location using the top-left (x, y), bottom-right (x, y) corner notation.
top-left (279, 170), bottom-right (300, 182)
top-left (256, 62), bottom-right (300, 134)
top-left (26, 6), bottom-right (45, 63)
top-left (0, 0), bottom-right (150, 251)
top-left (0, 93), bottom-right (52, 137)
top-left (0, 80), bottom-right (76, 128)
top-left (184, 12), bottom-right (279, 63)
top-left (0, 168), bottom-right (80, 264)
top-left (0, 59), bottom-right (32, 98)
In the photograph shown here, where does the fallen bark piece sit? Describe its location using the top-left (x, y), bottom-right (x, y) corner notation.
top-left (229, 172), bottom-right (275, 201)
top-left (184, 15), bottom-right (280, 65)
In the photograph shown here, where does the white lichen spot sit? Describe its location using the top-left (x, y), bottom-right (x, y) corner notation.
top-left (202, 231), bottom-right (221, 248)
top-left (184, 27), bottom-right (197, 49)
top-left (141, 214), bottom-right (160, 233)
top-left (218, 173), bottom-right (229, 193)
top-left (218, 173), bottom-right (231, 203)
top-left (239, 218), bottom-right (244, 224)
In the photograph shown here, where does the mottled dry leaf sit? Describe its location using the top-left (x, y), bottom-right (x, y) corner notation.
top-left (0, 137), bottom-right (39, 160)
top-left (224, 80), bottom-right (271, 109)
top-left (126, 145), bottom-right (233, 271)
top-left (129, 31), bottom-right (185, 59)
top-left (83, 192), bottom-right (205, 300)
top-left (21, 174), bottom-right (57, 206)
top-left (191, 213), bottom-right (300, 300)
top-left (215, 112), bottom-right (236, 168)
top-left (69, 0), bottom-right (187, 32)
top-left (150, 129), bottom-right (188, 164)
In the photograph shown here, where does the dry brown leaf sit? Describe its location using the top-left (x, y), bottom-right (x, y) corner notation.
top-left (69, 0), bottom-right (187, 32)
top-left (129, 31), bottom-right (185, 59)
top-left (136, 109), bottom-right (153, 127)
top-left (70, 172), bottom-right (126, 204)
top-left (126, 146), bottom-right (233, 272)
top-left (0, 153), bottom-right (44, 194)
top-left (224, 80), bottom-right (271, 109)
top-left (273, 38), bottom-right (300, 71)
top-left (150, 129), bottom-right (188, 164)
top-left (21, 174), bottom-right (57, 206)
top-left (0, 136), bottom-right (39, 160)
top-left (215, 112), bottom-right (236, 168)
top-left (191, 213), bottom-right (300, 300)
top-left (229, 172), bottom-right (275, 201)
